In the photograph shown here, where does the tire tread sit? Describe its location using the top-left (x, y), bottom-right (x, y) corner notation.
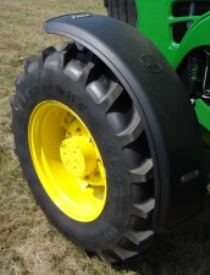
top-left (107, 0), bottom-right (138, 27)
top-left (11, 42), bottom-right (155, 263)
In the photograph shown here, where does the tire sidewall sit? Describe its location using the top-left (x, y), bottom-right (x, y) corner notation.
top-left (13, 68), bottom-right (132, 251)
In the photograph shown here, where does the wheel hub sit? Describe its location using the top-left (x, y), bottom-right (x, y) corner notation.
top-left (60, 136), bottom-right (97, 178)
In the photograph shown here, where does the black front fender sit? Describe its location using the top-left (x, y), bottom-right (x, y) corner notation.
top-left (44, 13), bottom-right (207, 232)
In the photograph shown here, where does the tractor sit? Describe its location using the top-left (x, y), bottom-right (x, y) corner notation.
top-left (10, 0), bottom-right (210, 262)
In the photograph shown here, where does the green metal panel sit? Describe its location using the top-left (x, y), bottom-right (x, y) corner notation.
top-left (135, 0), bottom-right (210, 136)
top-left (173, 16), bottom-right (210, 68)
top-left (136, 0), bottom-right (176, 64)
top-left (136, 0), bottom-right (210, 68)
top-left (195, 99), bottom-right (210, 131)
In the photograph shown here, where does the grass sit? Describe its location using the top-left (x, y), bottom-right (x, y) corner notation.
top-left (1, 0), bottom-right (210, 274)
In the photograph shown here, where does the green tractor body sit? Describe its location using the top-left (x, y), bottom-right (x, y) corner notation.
top-left (10, 0), bottom-right (210, 262)
top-left (136, 1), bottom-right (210, 67)
top-left (135, 0), bottom-right (210, 134)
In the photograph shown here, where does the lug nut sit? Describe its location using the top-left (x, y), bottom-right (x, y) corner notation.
top-left (94, 172), bottom-right (100, 177)
top-left (75, 127), bottom-right (80, 132)
top-left (66, 132), bottom-right (71, 138)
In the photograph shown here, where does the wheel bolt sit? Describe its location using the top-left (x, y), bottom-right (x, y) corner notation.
top-left (75, 127), bottom-right (80, 132)
top-left (94, 172), bottom-right (100, 177)
top-left (66, 132), bottom-right (71, 138)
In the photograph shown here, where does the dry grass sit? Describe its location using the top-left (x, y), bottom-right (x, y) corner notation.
top-left (1, 0), bottom-right (210, 274)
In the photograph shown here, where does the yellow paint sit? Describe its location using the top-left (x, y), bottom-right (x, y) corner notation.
top-left (28, 100), bottom-right (106, 222)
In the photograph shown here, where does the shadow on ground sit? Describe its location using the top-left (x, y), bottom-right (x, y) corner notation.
top-left (112, 196), bottom-right (210, 275)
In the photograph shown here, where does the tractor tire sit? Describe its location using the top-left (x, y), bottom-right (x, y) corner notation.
top-left (106, 0), bottom-right (138, 27)
top-left (10, 42), bottom-right (155, 262)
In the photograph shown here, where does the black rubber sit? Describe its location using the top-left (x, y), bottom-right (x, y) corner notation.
top-left (10, 43), bottom-right (155, 262)
top-left (44, 14), bottom-right (207, 234)
top-left (105, 0), bottom-right (138, 27)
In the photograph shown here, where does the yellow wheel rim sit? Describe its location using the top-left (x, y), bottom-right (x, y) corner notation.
top-left (28, 100), bottom-right (107, 222)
